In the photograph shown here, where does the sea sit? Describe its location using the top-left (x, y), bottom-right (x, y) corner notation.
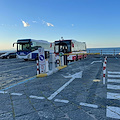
top-left (87, 47), bottom-right (120, 55)
top-left (0, 47), bottom-right (120, 55)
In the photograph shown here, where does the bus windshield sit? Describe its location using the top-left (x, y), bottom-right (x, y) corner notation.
top-left (17, 43), bottom-right (30, 52)
top-left (55, 40), bottom-right (71, 53)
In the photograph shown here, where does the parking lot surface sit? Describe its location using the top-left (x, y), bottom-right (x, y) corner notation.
top-left (0, 56), bottom-right (120, 120)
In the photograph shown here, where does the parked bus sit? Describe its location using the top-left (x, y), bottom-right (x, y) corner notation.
top-left (13, 39), bottom-right (53, 60)
top-left (54, 39), bottom-right (87, 61)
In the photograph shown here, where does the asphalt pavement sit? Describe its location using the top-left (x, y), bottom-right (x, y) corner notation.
top-left (0, 55), bottom-right (120, 120)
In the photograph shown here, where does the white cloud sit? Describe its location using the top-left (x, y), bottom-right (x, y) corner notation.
top-left (46, 22), bottom-right (54, 27)
top-left (72, 24), bottom-right (74, 27)
top-left (42, 20), bottom-right (46, 24)
top-left (21, 20), bottom-right (30, 27)
top-left (0, 24), bottom-right (17, 27)
top-left (32, 21), bottom-right (37, 23)
top-left (42, 20), bottom-right (54, 27)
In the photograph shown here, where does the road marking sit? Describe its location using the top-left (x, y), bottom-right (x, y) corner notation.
top-left (107, 84), bottom-right (120, 90)
top-left (0, 91), bottom-right (7, 94)
top-left (48, 77), bottom-right (75, 100)
top-left (0, 64), bottom-right (36, 74)
top-left (107, 92), bottom-right (120, 100)
top-left (1, 76), bottom-right (36, 91)
top-left (29, 95), bottom-right (45, 100)
top-left (54, 99), bottom-right (69, 103)
top-left (48, 71), bottom-right (82, 100)
top-left (108, 71), bottom-right (120, 74)
top-left (93, 79), bottom-right (101, 82)
top-left (1, 75), bottom-right (27, 87)
top-left (80, 102), bottom-right (98, 108)
top-left (106, 106), bottom-right (120, 119)
top-left (91, 60), bottom-right (102, 64)
top-left (11, 93), bottom-right (22, 96)
top-left (108, 75), bottom-right (120, 78)
top-left (0, 62), bottom-right (31, 68)
top-left (107, 79), bottom-right (120, 83)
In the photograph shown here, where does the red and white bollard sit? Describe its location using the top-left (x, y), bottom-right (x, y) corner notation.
top-left (104, 56), bottom-right (107, 64)
top-left (57, 59), bottom-right (60, 67)
top-left (103, 56), bottom-right (107, 84)
top-left (36, 60), bottom-right (40, 75)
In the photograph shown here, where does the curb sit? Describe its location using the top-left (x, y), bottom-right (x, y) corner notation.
top-left (36, 65), bottom-right (67, 78)
top-left (57, 65), bottom-right (67, 70)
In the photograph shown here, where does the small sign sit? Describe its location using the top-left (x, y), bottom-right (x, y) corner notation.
top-left (40, 64), bottom-right (46, 73)
top-left (59, 52), bottom-right (64, 57)
top-left (39, 55), bottom-right (44, 61)
top-left (38, 48), bottom-right (46, 73)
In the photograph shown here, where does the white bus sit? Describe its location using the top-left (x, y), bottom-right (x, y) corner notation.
top-left (13, 39), bottom-right (53, 60)
top-left (54, 39), bottom-right (87, 61)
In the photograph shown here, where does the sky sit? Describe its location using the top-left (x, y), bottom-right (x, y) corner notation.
top-left (0, 0), bottom-right (120, 50)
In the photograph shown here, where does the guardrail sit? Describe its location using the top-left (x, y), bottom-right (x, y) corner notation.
top-left (87, 49), bottom-right (120, 55)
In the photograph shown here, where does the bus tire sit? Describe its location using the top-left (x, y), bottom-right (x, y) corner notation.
top-left (76, 54), bottom-right (78, 61)
top-left (24, 59), bottom-right (28, 61)
top-left (7, 56), bottom-right (10, 59)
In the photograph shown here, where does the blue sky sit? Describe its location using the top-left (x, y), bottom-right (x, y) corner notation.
top-left (0, 0), bottom-right (120, 50)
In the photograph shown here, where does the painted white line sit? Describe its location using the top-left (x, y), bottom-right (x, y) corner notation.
top-left (48, 77), bottom-right (75, 100)
top-left (48, 71), bottom-right (82, 100)
top-left (107, 92), bottom-right (120, 100)
top-left (107, 79), bottom-right (120, 83)
top-left (108, 75), bottom-right (120, 78)
top-left (62, 71), bottom-right (82, 79)
top-left (91, 60), bottom-right (102, 64)
top-left (107, 84), bottom-right (120, 90)
top-left (11, 93), bottom-right (22, 96)
top-left (80, 102), bottom-right (98, 108)
top-left (0, 91), bottom-right (7, 94)
top-left (108, 71), bottom-right (120, 74)
top-left (29, 95), bottom-right (45, 100)
top-left (106, 106), bottom-right (120, 119)
top-left (103, 77), bottom-right (105, 84)
top-left (54, 99), bottom-right (69, 103)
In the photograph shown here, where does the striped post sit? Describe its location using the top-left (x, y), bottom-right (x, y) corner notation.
top-left (57, 59), bottom-right (60, 67)
top-left (103, 56), bottom-right (107, 84)
top-left (36, 60), bottom-right (39, 75)
top-left (105, 56), bottom-right (107, 64)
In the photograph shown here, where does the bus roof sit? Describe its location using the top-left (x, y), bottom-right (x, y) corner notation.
top-left (17, 39), bottom-right (50, 44)
top-left (55, 39), bottom-right (86, 43)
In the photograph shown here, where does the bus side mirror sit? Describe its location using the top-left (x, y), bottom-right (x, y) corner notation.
top-left (50, 43), bottom-right (52, 48)
top-left (13, 42), bottom-right (16, 47)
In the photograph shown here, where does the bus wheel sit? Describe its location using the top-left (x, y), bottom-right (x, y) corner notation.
top-left (7, 56), bottom-right (10, 59)
top-left (24, 59), bottom-right (28, 61)
top-left (76, 54), bottom-right (78, 61)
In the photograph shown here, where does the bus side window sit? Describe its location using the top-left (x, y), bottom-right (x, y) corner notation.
top-left (31, 47), bottom-right (35, 51)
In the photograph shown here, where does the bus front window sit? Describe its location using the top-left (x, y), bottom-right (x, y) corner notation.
top-left (18, 44), bottom-right (22, 51)
top-left (55, 40), bottom-right (71, 53)
top-left (60, 45), bottom-right (63, 52)
top-left (17, 43), bottom-right (30, 51)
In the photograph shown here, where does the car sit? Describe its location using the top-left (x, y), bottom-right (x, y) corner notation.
top-left (0, 51), bottom-right (16, 59)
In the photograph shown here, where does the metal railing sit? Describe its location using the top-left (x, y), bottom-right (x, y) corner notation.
top-left (87, 49), bottom-right (120, 55)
